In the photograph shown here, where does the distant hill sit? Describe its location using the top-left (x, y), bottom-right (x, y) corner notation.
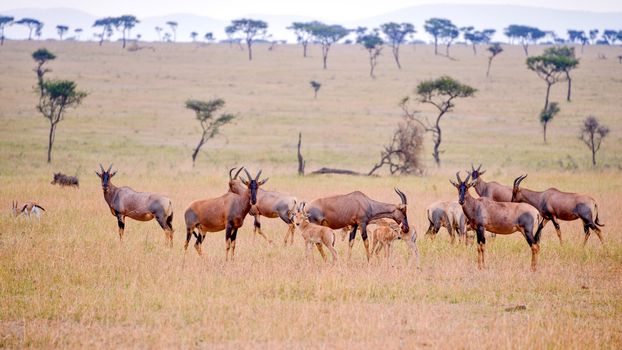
top-left (1, 4), bottom-right (620, 42)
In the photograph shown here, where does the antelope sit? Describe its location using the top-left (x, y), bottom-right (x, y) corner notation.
top-left (184, 168), bottom-right (268, 260)
top-left (370, 219), bottom-right (414, 265)
top-left (512, 174), bottom-right (604, 245)
top-left (230, 178), bottom-right (297, 246)
top-left (425, 201), bottom-right (471, 244)
top-left (95, 164), bottom-right (174, 246)
top-left (469, 164), bottom-right (513, 202)
top-left (51, 172), bottom-right (79, 188)
top-left (305, 188), bottom-right (414, 262)
top-left (293, 203), bottom-right (338, 264)
top-left (451, 172), bottom-right (543, 271)
top-left (11, 200), bottom-right (45, 219)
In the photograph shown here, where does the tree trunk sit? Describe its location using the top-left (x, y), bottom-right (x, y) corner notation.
top-left (297, 132), bottom-right (305, 176)
top-left (322, 45), bottom-right (329, 69)
top-left (192, 133), bottom-right (207, 167)
top-left (28, 28), bottom-right (33, 40)
top-left (522, 43), bottom-right (528, 56)
top-left (432, 126), bottom-right (442, 167)
top-left (544, 82), bottom-right (552, 111)
top-left (247, 40), bottom-right (252, 60)
top-left (591, 133), bottom-right (596, 166)
top-left (543, 121), bottom-right (548, 144)
top-left (47, 122), bottom-right (56, 163)
top-left (566, 72), bottom-right (572, 102)
top-left (434, 37), bottom-right (438, 55)
top-left (393, 45), bottom-right (401, 69)
top-left (99, 28), bottom-right (105, 46)
top-left (122, 30), bottom-right (126, 48)
top-left (486, 57), bottom-right (493, 77)
top-left (303, 42), bottom-right (308, 57)
top-left (472, 43), bottom-right (476, 55)
top-left (445, 43), bottom-right (450, 57)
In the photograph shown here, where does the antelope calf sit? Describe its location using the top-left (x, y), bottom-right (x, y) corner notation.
top-left (370, 219), bottom-right (411, 265)
top-left (425, 201), bottom-right (470, 244)
top-left (452, 172), bottom-right (543, 271)
top-left (293, 203), bottom-right (338, 264)
top-left (11, 200), bottom-right (45, 219)
top-left (51, 172), bottom-right (79, 188)
top-left (96, 164), bottom-right (174, 246)
top-left (512, 174), bottom-right (604, 245)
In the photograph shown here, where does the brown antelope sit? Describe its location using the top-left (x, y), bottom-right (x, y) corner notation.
top-left (293, 203), bottom-right (338, 264)
top-left (425, 201), bottom-right (472, 244)
top-left (370, 219), bottom-right (413, 265)
top-left (51, 172), bottom-right (79, 188)
top-left (11, 200), bottom-right (45, 219)
top-left (512, 174), bottom-right (604, 245)
top-left (184, 168), bottom-right (268, 260)
top-left (305, 188), bottom-right (412, 262)
top-left (95, 164), bottom-right (174, 246)
top-left (451, 172), bottom-right (543, 271)
top-left (469, 164), bottom-right (513, 202)
top-left (230, 178), bottom-right (297, 246)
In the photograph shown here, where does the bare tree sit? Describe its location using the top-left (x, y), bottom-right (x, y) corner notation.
top-left (297, 132), bottom-right (306, 176)
top-left (166, 21), bottom-right (177, 42)
top-left (185, 99), bottom-right (235, 167)
top-left (579, 116), bottom-right (610, 167)
top-left (368, 117), bottom-right (424, 176)
top-left (400, 76), bottom-right (476, 167)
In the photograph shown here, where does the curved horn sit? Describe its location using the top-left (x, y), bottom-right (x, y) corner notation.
top-left (456, 171), bottom-right (462, 183)
top-left (470, 163), bottom-right (475, 172)
top-left (394, 187), bottom-right (407, 205)
top-left (464, 172), bottom-right (472, 184)
top-left (107, 164), bottom-right (113, 172)
top-left (243, 168), bottom-right (252, 182)
top-left (229, 167), bottom-right (236, 180)
top-left (99, 163), bottom-right (105, 172)
top-left (233, 167), bottom-right (244, 180)
top-left (477, 163), bottom-right (482, 171)
top-left (514, 174), bottom-right (528, 187)
top-left (255, 169), bottom-right (262, 181)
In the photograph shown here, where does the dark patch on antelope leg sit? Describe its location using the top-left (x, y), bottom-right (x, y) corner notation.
top-left (348, 224), bottom-right (358, 242)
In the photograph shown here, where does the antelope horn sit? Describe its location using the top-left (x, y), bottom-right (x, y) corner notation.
top-left (255, 169), bottom-right (262, 181)
top-left (229, 167), bottom-right (236, 180)
top-left (465, 172), bottom-right (472, 184)
top-left (394, 187), bottom-right (407, 205)
top-left (107, 164), bottom-right (113, 173)
top-left (477, 163), bottom-right (482, 171)
top-left (234, 167), bottom-right (244, 180)
top-left (471, 163), bottom-right (475, 172)
top-left (456, 171), bottom-right (462, 183)
top-left (99, 163), bottom-right (105, 172)
top-left (515, 174), bottom-right (528, 187)
top-left (243, 168), bottom-right (252, 182)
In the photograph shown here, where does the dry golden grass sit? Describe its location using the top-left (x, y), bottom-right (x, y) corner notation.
top-left (0, 41), bottom-right (621, 348)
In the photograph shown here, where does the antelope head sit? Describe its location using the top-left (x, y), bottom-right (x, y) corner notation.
top-left (240, 169), bottom-right (268, 205)
top-left (95, 164), bottom-right (117, 193)
top-left (450, 171), bottom-right (474, 205)
top-left (293, 202), bottom-right (309, 227)
top-left (511, 174), bottom-right (528, 202)
top-left (393, 188), bottom-right (410, 234)
top-left (470, 163), bottom-right (486, 183)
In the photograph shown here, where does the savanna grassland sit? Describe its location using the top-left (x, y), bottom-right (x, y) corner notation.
top-left (1, 40), bottom-right (621, 348)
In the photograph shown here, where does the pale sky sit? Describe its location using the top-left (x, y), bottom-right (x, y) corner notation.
top-left (2, 0), bottom-right (620, 20)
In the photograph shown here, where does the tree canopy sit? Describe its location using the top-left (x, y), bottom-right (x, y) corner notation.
top-left (15, 17), bottom-right (41, 40)
top-left (380, 22), bottom-right (415, 68)
top-left (424, 18), bottom-right (458, 55)
top-left (0, 15), bottom-right (14, 45)
top-left (287, 21), bottom-right (321, 57)
top-left (504, 25), bottom-right (546, 55)
top-left (310, 23), bottom-right (350, 69)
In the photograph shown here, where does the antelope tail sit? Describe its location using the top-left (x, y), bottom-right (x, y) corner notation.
top-left (594, 204), bottom-right (604, 227)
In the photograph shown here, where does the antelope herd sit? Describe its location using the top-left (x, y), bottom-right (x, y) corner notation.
top-left (10, 163), bottom-right (605, 271)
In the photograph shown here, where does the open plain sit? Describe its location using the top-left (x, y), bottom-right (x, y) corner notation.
top-left (1, 41), bottom-right (621, 348)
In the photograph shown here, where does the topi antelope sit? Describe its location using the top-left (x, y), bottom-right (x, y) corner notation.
top-left (305, 188), bottom-right (411, 262)
top-left (370, 218), bottom-right (415, 265)
top-left (11, 200), bottom-right (45, 219)
top-left (425, 201), bottom-right (471, 244)
top-left (293, 203), bottom-right (338, 264)
top-left (229, 174), bottom-right (297, 246)
top-left (184, 168), bottom-right (268, 260)
top-left (96, 164), bottom-right (174, 246)
top-left (512, 174), bottom-right (604, 245)
top-left (451, 171), bottom-right (543, 271)
top-left (51, 172), bottom-right (79, 188)
top-left (469, 164), bottom-right (513, 202)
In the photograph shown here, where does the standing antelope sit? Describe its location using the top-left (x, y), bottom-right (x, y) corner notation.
top-left (230, 178), bottom-right (297, 246)
top-left (451, 172), bottom-right (543, 271)
top-left (293, 203), bottom-right (338, 264)
top-left (512, 174), bottom-right (604, 245)
top-left (96, 164), bottom-right (174, 246)
top-left (370, 219), bottom-right (414, 265)
top-left (305, 188), bottom-right (414, 262)
top-left (425, 201), bottom-right (470, 244)
top-left (184, 168), bottom-right (268, 260)
top-left (11, 200), bottom-right (45, 219)
top-left (469, 164), bottom-right (513, 202)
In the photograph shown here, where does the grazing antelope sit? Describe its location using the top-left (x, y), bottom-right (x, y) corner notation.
top-left (512, 174), bottom-right (604, 245)
top-left (305, 188), bottom-right (412, 262)
top-left (11, 200), bottom-right (45, 219)
top-left (451, 172), bottom-right (543, 271)
top-left (95, 164), bottom-right (174, 246)
top-left (293, 203), bottom-right (338, 264)
top-left (184, 168), bottom-right (268, 260)
top-left (425, 201), bottom-right (471, 244)
top-left (51, 172), bottom-right (79, 188)
top-left (370, 219), bottom-right (414, 265)
top-left (469, 164), bottom-right (513, 202)
top-left (230, 177), bottom-right (297, 246)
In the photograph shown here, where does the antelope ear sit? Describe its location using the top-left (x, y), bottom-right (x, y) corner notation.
top-left (449, 179), bottom-right (459, 188)
top-left (110, 171), bottom-right (117, 178)
top-left (95, 171), bottom-right (101, 177)
top-left (258, 178), bottom-right (269, 186)
top-left (479, 169), bottom-right (486, 176)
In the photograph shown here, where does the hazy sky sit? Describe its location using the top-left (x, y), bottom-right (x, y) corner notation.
top-left (2, 0), bottom-right (620, 20)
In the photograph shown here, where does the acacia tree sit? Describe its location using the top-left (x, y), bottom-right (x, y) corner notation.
top-left (74, 28), bottom-right (83, 40)
top-left (93, 17), bottom-right (114, 46)
top-left (32, 48), bottom-right (56, 96)
top-left (579, 116), bottom-right (610, 166)
top-left (36, 79), bottom-right (87, 163)
top-left (539, 102), bottom-right (559, 144)
top-left (113, 15), bottom-right (139, 48)
top-left (190, 31), bottom-right (198, 41)
top-left (504, 25), bottom-right (546, 56)
top-left (356, 29), bottom-right (383, 78)
top-left (166, 21), bottom-right (177, 42)
top-left (204, 32), bottom-right (215, 43)
top-left (35, 22), bottom-right (44, 40)
top-left (464, 28), bottom-right (495, 55)
top-left (56, 25), bottom-right (68, 40)
top-left (227, 18), bottom-right (268, 60)
top-left (589, 29), bottom-right (599, 44)
top-left (310, 80), bottom-right (321, 98)
top-left (310, 23), bottom-right (350, 69)
top-left (15, 18), bottom-right (41, 40)
top-left (543, 46), bottom-right (579, 101)
top-left (155, 26), bottom-right (163, 41)
top-left (287, 21), bottom-right (319, 57)
top-left (486, 43), bottom-right (503, 77)
top-left (0, 16), bottom-right (14, 45)
top-left (526, 54), bottom-right (567, 111)
top-left (400, 76), bottom-right (476, 166)
top-left (185, 99), bottom-right (235, 166)
top-left (380, 22), bottom-right (415, 69)
top-left (424, 18), bottom-right (458, 56)
top-left (567, 29), bottom-right (588, 52)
